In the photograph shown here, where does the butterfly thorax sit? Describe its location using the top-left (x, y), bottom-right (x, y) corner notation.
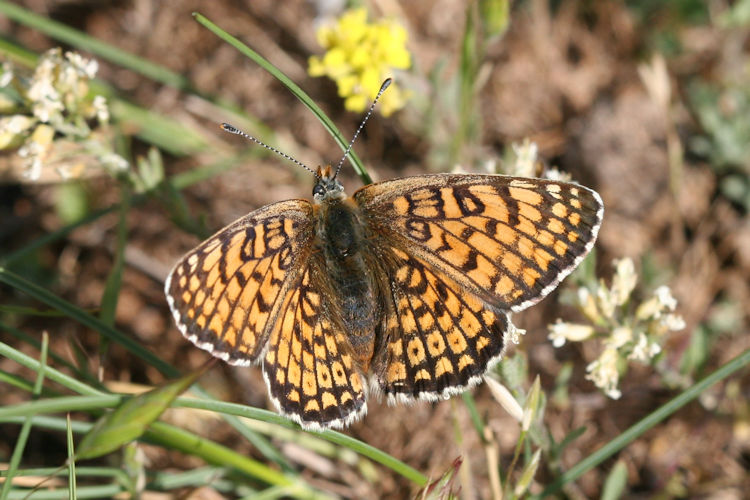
top-left (312, 167), bottom-right (378, 369)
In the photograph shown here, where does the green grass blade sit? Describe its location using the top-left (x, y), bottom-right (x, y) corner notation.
top-left (0, 333), bottom-right (48, 500)
top-left (143, 422), bottom-right (331, 499)
top-left (231, 415), bottom-right (296, 473)
top-left (0, 322), bottom-right (91, 384)
top-left (0, 1), bottom-right (190, 90)
top-left (0, 370), bottom-right (35, 392)
top-left (66, 414), bottom-right (76, 500)
top-left (170, 151), bottom-right (258, 190)
top-left (536, 346), bottom-right (750, 497)
top-left (76, 364), bottom-right (208, 460)
top-left (0, 36), bottom-right (38, 65)
top-left (109, 99), bottom-right (212, 155)
top-left (96, 190), bottom-right (130, 371)
top-left (192, 12), bottom-right (372, 185)
top-left (600, 460), bottom-right (628, 500)
top-left (0, 296), bottom-right (290, 477)
top-left (175, 398), bottom-right (429, 486)
top-left (0, 340), bottom-right (105, 397)
top-left (461, 391), bottom-right (486, 443)
top-left (3, 484), bottom-right (124, 499)
top-left (0, 467), bottom-right (129, 482)
top-left (0, 267), bottom-right (179, 378)
top-left (1, 413), bottom-right (310, 495)
top-left (0, 396), bottom-right (122, 419)
top-left (0, 416), bottom-right (92, 434)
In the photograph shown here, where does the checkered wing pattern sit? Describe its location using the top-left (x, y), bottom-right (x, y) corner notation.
top-left (356, 174), bottom-right (603, 398)
top-left (165, 200), bottom-right (316, 365)
top-left (262, 253), bottom-right (367, 429)
top-left (355, 174), bottom-right (603, 313)
top-left (369, 246), bottom-right (509, 401)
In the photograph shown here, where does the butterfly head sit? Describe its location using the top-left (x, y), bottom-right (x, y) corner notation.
top-left (312, 165), bottom-right (345, 202)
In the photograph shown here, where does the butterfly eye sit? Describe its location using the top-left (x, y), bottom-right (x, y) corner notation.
top-left (312, 184), bottom-right (326, 198)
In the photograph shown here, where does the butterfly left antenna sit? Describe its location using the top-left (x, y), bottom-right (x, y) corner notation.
top-left (333, 78), bottom-right (392, 180)
top-left (220, 123), bottom-right (318, 177)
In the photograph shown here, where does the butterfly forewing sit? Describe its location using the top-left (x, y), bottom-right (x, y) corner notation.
top-left (165, 200), bottom-right (315, 365)
top-left (355, 174), bottom-right (603, 313)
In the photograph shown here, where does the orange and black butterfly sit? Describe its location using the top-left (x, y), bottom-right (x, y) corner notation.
top-left (164, 81), bottom-right (603, 429)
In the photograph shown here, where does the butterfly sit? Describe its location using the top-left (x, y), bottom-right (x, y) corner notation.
top-left (164, 83), bottom-right (603, 430)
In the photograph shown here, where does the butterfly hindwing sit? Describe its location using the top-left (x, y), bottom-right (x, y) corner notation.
top-left (165, 200), bottom-right (315, 365)
top-left (369, 246), bottom-right (508, 401)
top-left (355, 174), bottom-right (603, 312)
top-left (262, 253), bottom-right (367, 429)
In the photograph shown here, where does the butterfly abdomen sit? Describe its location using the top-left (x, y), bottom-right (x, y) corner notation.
top-left (316, 198), bottom-right (379, 367)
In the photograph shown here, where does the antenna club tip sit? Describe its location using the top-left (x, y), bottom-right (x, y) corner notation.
top-left (221, 123), bottom-right (240, 134)
top-left (381, 78), bottom-right (392, 91)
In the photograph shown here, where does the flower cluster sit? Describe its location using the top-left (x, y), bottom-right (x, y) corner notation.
top-left (0, 48), bottom-right (127, 181)
top-left (308, 8), bottom-right (411, 116)
top-left (549, 258), bottom-right (686, 399)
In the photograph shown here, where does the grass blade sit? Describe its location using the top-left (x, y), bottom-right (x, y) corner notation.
top-left (0, 267), bottom-right (178, 378)
top-left (0, 1), bottom-right (190, 90)
top-left (66, 415), bottom-right (76, 500)
top-left (174, 398), bottom-right (429, 486)
top-left (536, 346), bottom-right (750, 497)
top-left (0, 333), bottom-right (49, 500)
top-left (75, 362), bottom-right (211, 460)
top-left (192, 12), bottom-right (372, 184)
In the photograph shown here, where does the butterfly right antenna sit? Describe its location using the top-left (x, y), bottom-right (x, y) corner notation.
top-left (332, 78), bottom-right (392, 180)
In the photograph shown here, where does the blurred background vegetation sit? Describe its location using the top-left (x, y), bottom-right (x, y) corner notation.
top-left (1, 0), bottom-right (749, 498)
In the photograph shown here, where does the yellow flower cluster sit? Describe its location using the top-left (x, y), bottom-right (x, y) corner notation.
top-left (308, 8), bottom-right (411, 116)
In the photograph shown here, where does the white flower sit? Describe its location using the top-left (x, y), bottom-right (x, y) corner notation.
top-left (629, 332), bottom-right (663, 362)
top-left (636, 285), bottom-right (679, 321)
top-left (101, 152), bottom-right (129, 171)
top-left (654, 286), bottom-right (677, 311)
top-left (543, 167), bottom-right (571, 182)
top-left (93, 95), bottom-right (109, 123)
top-left (25, 156), bottom-right (43, 181)
top-left (510, 139), bottom-right (538, 178)
top-left (1, 115), bottom-right (34, 135)
top-left (578, 286), bottom-right (599, 322)
top-left (482, 158), bottom-right (498, 174)
top-left (609, 326), bottom-right (633, 349)
top-left (28, 56), bottom-right (64, 124)
top-left (586, 346), bottom-right (621, 399)
top-left (0, 62), bottom-right (13, 87)
top-left (661, 313), bottom-right (686, 332)
top-left (66, 51), bottom-right (98, 79)
top-left (507, 321), bottom-right (526, 345)
top-left (648, 340), bottom-right (662, 358)
top-left (611, 258), bottom-right (637, 306)
top-left (19, 142), bottom-right (45, 180)
top-left (596, 281), bottom-right (617, 319)
top-left (548, 320), bottom-right (595, 347)
top-left (629, 332), bottom-right (648, 362)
